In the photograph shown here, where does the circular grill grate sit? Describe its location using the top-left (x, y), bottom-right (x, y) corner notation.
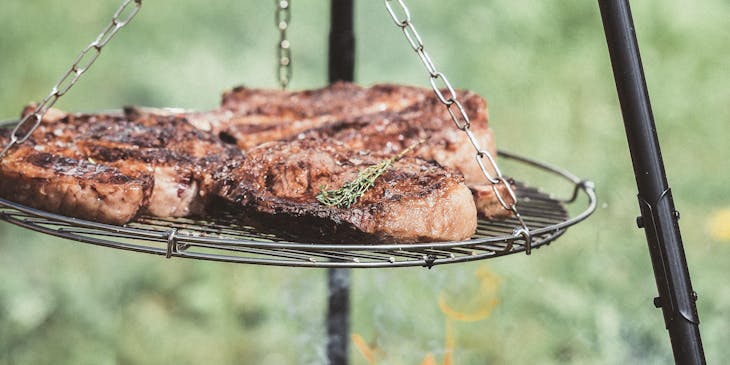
top-left (0, 151), bottom-right (596, 268)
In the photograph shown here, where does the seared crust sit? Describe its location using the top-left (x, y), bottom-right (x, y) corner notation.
top-left (214, 138), bottom-right (477, 243)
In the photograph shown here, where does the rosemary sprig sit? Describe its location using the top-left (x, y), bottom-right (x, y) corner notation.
top-left (316, 140), bottom-right (425, 208)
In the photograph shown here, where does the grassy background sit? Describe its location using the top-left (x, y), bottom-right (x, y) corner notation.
top-left (1, 1), bottom-right (728, 364)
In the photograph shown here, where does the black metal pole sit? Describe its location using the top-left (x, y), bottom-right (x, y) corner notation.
top-left (597, 1), bottom-right (706, 364)
top-left (327, 2), bottom-right (355, 365)
top-left (326, 268), bottom-right (351, 365)
top-left (329, 0), bottom-right (355, 83)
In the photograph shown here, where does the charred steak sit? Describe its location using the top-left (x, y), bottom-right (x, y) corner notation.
top-left (0, 143), bottom-right (152, 225)
top-left (0, 110), bottom-right (242, 223)
top-left (187, 82), bottom-right (439, 150)
top-left (0, 117), bottom-right (152, 224)
top-left (72, 111), bottom-right (241, 218)
top-left (213, 138), bottom-right (477, 243)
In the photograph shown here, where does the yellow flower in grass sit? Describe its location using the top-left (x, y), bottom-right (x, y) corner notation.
top-left (708, 208), bottom-right (730, 241)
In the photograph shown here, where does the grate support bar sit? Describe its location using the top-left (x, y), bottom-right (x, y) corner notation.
top-left (598, 1), bottom-right (706, 364)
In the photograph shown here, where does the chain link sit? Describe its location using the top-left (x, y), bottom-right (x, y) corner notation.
top-left (0, 0), bottom-right (142, 159)
top-left (275, 0), bottom-right (292, 89)
top-left (383, 0), bottom-right (532, 252)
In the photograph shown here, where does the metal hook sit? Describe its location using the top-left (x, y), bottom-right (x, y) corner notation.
top-left (513, 226), bottom-right (532, 255)
top-left (564, 180), bottom-right (595, 203)
top-left (165, 228), bottom-right (178, 259)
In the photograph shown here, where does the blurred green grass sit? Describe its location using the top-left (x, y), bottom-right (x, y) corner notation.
top-left (1, 1), bottom-right (728, 364)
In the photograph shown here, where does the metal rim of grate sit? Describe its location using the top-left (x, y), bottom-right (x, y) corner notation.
top-left (0, 138), bottom-right (596, 268)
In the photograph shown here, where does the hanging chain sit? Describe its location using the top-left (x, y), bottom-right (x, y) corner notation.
top-left (0, 0), bottom-right (143, 159)
top-left (275, 0), bottom-right (292, 89)
top-left (384, 0), bottom-right (532, 252)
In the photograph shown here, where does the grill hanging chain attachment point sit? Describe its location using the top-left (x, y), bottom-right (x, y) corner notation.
top-left (0, 0), bottom-right (143, 160)
top-left (383, 0), bottom-right (531, 251)
top-left (275, 0), bottom-right (292, 89)
top-left (165, 228), bottom-right (178, 259)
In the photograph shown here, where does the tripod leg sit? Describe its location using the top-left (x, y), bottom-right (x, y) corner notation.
top-left (597, 1), bottom-right (705, 364)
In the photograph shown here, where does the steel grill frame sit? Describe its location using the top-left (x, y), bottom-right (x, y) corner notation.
top-left (0, 150), bottom-right (595, 268)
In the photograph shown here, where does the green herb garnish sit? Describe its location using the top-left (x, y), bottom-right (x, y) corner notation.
top-left (316, 140), bottom-right (425, 208)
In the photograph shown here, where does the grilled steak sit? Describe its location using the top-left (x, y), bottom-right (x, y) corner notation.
top-left (73, 111), bottom-right (242, 218)
top-left (187, 82), bottom-right (435, 150)
top-left (213, 138), bottom-right (477, 243)
top-left (1, 109), bottom-right (242, 221)
top-left (0, 114), bottom-right (151, 224)
top-left (0, 144), bottom-right (151, 224)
